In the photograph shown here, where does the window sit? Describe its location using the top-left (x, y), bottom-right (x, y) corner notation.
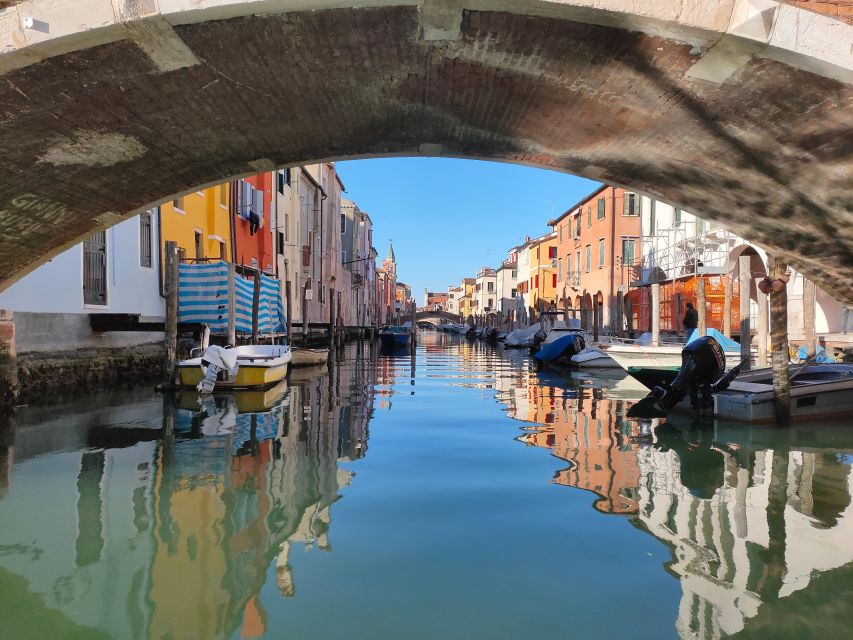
top-left (277, 231), bottom-right (285, 256)
top-left (586, 206), bottom-right (591, 227)
top-left (219, 241), bottom-right (227, 259)
top-left (597, 197), bottom-right (605, 220)
top-left (219, 186), bottom-right (228, 208)
top-left (487, 282), bottom-right (494, 293)
top-left (598, 239), bottom-right (605, 267)
top-left (342, 250), bottom-right (348, 264)
top-left (622, 238), bottom-right (635, 266)
top-left (173, 196), bottom-right (184, 212)
top-left (558, 257), bottom-right (562, 279)
top-left (488, 298), bottom-right (493, 308)
top-left (548, 246), bottom-right (557, 259)
top-left (340, 213), bottom-right (346, 234)
top-left (624, 193), bottom-right (639, 216)
top-left (277, 170), bottom-right (291, 194)
top-left (575, 212), bottom-right (581, 236)
top-left (535, 274), bottom-right (539, 289)
top-left (194, 230), bottom-right (204, 259)
top-left (696, 218), bottom-right (705, 234)
top-left (566, 254), bottom-right (572, 275)
top-left (139, 211), bottom-right (152, 268)
top-left (511, 270), bottom-right (517, 278)
top-left (585, 245), bottom-right (591, 272)
top-left (511, 288), bottom-right (517, 297)
top-left (552, 273), bottom-right (557, 288)
top-left (83, 230), bottom-right (108, 305)
top-left (674, 207), bottom-right (682, 226)
top-left (576, 251), bottom-right (581, 273)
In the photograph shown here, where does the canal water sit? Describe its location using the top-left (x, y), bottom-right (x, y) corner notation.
top-left (1, 332), bottom-right (852, 639)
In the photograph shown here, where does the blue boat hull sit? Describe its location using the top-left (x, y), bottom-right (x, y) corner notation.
top-left (379, 331), bottom-right (410, 347)
top-left (534, 334), bottom-right (580, 363)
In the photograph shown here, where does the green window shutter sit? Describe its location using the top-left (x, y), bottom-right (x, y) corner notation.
top-left (597, 198), bottom-right (605, 219)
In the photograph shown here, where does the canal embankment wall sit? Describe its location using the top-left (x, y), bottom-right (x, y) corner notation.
top-left (0, 311), bottom-right (163, 405)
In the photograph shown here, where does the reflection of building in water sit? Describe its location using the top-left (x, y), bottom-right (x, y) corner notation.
top-left (493, 369), bottom-right (853, 638)
top-left (0, 358), bottom-right (375, 640)
top-left (635, 425), bottom-right (853, 638)
top-left (507, 379), bottom-right (641, 514)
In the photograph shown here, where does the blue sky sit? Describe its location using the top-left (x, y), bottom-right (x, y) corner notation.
top-left (336, 158), bottom-right (600, 299)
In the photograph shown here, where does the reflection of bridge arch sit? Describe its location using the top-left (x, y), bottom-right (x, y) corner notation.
top-left (0, 1), bottom-right (850, 301)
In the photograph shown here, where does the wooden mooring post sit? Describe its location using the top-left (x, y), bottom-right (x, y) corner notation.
top-left (163, 240), bottom-right (179, 388)
top-left (592, 299), bottom-right (600, 342)
top-left (651, 283), bottom-right (661, 347)
top-left (758, 289), bottom-right (769, 367)
top-left (803, 278), bottom-right (816, 358)
top-left (227, 262), bottom-right (237, 346)
top-left (770, 256), bottom-right (791, 424)
top-left (329, 287), bottom-right (336, 349)
top-left (301, 283), bottom-right (308, 345)
top-left (251, 270), bottom-right (261, 344)
top-left (738, 256), bottom-right (751, 370)
top-left (410, 301), bottom-right (416, 345)
top-left (723, 277), bottom-right (733, 338)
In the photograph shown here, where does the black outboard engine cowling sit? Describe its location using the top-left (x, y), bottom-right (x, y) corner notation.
top-left (628, 337), bottom-right (726, 418)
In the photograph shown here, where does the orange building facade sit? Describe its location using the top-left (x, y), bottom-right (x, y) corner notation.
top-left (550, 185), bottom-right (640, 331)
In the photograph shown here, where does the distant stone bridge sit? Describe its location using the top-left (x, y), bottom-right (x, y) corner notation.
top-left (0, 0), bottom-right (851, 302)
top-left (415, 310), bottom-right (462, 325)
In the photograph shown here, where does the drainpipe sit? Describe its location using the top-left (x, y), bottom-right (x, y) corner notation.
top-left (229, 179), bottom-right (238, 267)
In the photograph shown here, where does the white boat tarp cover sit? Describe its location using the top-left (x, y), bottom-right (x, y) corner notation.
top-left (177, 261), bottom-right (286, 335)
top-left (505, 324), bottom-right (540, 347)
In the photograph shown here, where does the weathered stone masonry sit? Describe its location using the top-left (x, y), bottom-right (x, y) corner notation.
top-left (0, 0), bottom-right (850, 303)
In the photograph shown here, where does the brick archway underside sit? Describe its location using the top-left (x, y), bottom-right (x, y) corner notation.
top-left (0, 3), bottom-right (850, 301)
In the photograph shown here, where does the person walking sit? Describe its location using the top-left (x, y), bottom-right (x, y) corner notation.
top-left (683, 302), bottom-right (698, 334)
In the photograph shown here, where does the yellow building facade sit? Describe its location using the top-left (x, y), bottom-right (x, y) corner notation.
top-left (160, 184), bottom-right (232, 262)
top-left (527, 234), bottom-right (558, 311)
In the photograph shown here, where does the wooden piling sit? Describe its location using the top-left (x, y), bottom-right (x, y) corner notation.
top-left (163, 241), bottom-right (179, 388)
top-left (336, 291), bottom-right (343, 349)
top-left (651, 283), bottom-right (660, 347)
top-left (770, 255), bottom-right (791, 424)
top-left (592, 299), bottom-right (599, 342)
top-left (697, 278), bottom-right (707, 337)
top-left (738, 255), bottom-right (751, 370)
top-left (757, 289), bottom-right (768, 367)
top-left (803, 278), bottom-right (816, 358)
top-left (301, 283), bottom-right (308, 344)
top-left (616, 286), bottom-right (625, 337)
top-left (251, 270), bottom-right (260, 344)
top-left (723, 277), bottom-right (733, 338)
top-left (285, 281), bottom-right (293, 343)
top-left (410, 300), bottom-right (416, 345)
top-left (329, 287), bottom-right (336, 349)
top-left (227, 262), bottom-right (237, 346)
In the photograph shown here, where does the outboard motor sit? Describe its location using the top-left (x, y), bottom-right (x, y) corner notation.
top-left (628, 337), bottom-right (744, 419)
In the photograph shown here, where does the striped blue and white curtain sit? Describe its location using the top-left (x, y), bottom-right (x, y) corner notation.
top-left (177, 261), bottom-right (230, 332)
top-left (178, 261), bottom-right (286, 335)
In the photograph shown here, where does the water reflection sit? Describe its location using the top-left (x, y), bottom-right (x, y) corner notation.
top-left (495, 360), bottom-right (853, 638)
top-left (0, 334), bottom-right (851, 638)
top-left (0, 354), bottom-right (374, 639)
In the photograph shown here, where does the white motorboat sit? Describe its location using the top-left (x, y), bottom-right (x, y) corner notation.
top-left (602, 331), bottom-right (744, 372)
top-left (571, 345), bottom-right (620, 368)
top-left (714, 364), bottom-right (853, 422)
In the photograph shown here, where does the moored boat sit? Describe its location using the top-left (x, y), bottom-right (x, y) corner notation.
top-left (533, 324), bottom-right (586, 363)
top-left (291, 347), bottom-right (329, 367)
top-left (571, 346), bottom-right (620, 368)
top-left (178, 344), bottom-right (291, 391)
top-left (379, 323), bottom-right (413, 347)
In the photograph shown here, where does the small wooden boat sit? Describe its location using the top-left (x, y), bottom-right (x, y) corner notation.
top-left (291, 347), bottom-right (329, 367)
top-left (178, 344), bottom-right (291, 390)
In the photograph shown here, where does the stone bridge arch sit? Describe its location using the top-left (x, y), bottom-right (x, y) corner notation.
top-left (415, 310), bottom-right (462, 325)
top-left (0, 0), bottom-right (850, 301)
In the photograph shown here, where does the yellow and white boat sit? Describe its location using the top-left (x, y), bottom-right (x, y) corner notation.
top-left (178, 344), bottom-right (292, 390)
